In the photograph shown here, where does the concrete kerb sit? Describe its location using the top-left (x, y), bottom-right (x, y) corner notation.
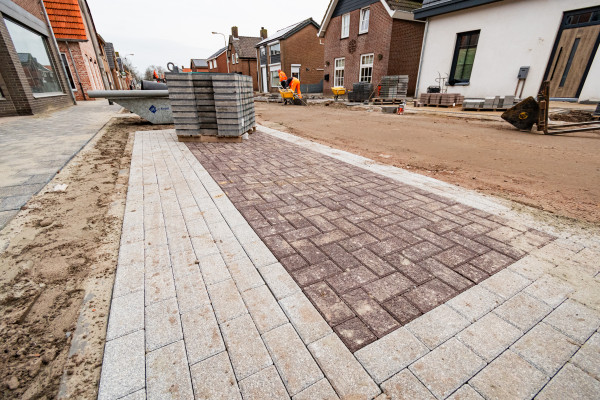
top-left (99, 126), bottom-right (600, 400)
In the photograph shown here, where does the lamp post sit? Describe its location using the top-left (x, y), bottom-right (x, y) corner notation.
top-left (212, 32), bottom-right (229, 73)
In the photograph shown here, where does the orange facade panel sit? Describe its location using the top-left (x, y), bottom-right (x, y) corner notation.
top-left (43, 0), bottom-right (87, 41)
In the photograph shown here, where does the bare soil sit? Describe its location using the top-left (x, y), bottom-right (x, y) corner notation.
top-left (256, 102), bottom-right (600, 224)
top-left (0, 117), bottom-right (171, 400)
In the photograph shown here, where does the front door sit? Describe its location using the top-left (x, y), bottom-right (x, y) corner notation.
top-left (261, 66), bottom-right (268, 93)
top-left (546, 7), bottom-right (600, 98)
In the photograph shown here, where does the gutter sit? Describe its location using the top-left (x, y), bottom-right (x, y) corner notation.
top-left (414, 0), bottom-right (503, 20)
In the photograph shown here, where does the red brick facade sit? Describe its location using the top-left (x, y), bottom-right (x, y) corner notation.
top-left (207, 50), bottom-right (228, 73)
top-left (0, 0), bottom-right (72, 116)
top-left (322, 1), bottom-right (424, 96)
top-left (257, 22), bottom-right (324, 93)
top-left (229, 43), bottom-right (259, 91)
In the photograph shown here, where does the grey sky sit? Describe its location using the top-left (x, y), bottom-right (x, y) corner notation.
top-left (87, 0), bottom-right (329, 75)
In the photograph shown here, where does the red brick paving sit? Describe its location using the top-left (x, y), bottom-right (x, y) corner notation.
top-left (187, 132), bottom-right (555, 351)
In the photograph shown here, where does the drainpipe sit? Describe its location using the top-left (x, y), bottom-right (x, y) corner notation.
top-left (414, 18), bottom-right (429, 98)
top-left (67, 42), bottom-right (87, 100)
top-left (39, 0), bottom-right (76, 104)
top-left (79, 0), bottom-right (110, 90)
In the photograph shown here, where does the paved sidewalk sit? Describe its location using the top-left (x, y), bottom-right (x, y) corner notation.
top-left (99, 128), bottom-right (600, 399)
top-left (0, 101), bottom-right (120, 229)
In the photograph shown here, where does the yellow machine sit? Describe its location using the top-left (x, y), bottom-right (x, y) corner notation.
top-left (331, 86), bottom-right (346, 101)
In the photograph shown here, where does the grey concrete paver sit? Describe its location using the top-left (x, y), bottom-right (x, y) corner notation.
top-left (457, 312), bottom-right (522, 362)
top-left (263, 323), bottom-right (324, 395)
top-left (279, 291), bottom-right (333, 345)
top-left (208, 278), bottom-right (247, 323)
top-left (523, 275), bottom-right (574, 307)
top-left (239, 365), bottom-right (290, 400)
top-left (145, 297), bottom-right (183, 352)
top-left (181, 303), bottom-right (225, 365)
top-left (106, 290), bottom-right (144, 341)
top-left (292, 379), bottom-right (339, 400)
top-left (493, 292), bottom-right (553, 332)
top-left (543, 299), bottom-right (600, 344)
top-left (98, 330), bottom-right (145, 400)
top-left (480, 268), bottom-right (531, 300)
top-left (146, 340), bottom-right (194, 400)
top-left (243, 284), bottom-right (288, 334)
top-left (380, 369), bottom-right (436, 400)
top-left (535, 363), bottom-right (600, 400)
top-left (571, 333), bottom-right (600, 380)
top-left (469, 351), bottom-right (548, 400)
top-left (406, 305), bottom-right (470, 350)
top-left (446, 385), bottom-right (484, 400)
top-left (446, 285), bottom-right (502, 322)
top-left (410, 338), bottom-right (486, 399)
top-left (190, 352), bottom-right (241, 400)
top-left (0, 102), bottom-right (119, 230)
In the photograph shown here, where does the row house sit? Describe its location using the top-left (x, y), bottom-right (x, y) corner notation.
top-left (43, 0), bottom-right (106, 101)
top-left (319, 0), bottom-right (425, 96)
top-left (207, 46), bottom-right (227, 73)
top-left (0, 0), bottom-right (74, 116)
top-left (414, 0), bottom-right (600, 102)
top-left (228, 26), bottom-right (261, 91)
top-left (256, 18), bottom-right (323, 93)
top-left (190, 58), bottom-right (208, 72)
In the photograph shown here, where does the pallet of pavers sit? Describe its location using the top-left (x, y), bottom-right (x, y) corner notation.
top-left (462, 95), bottom-right (519, 111)
top-left (166, 72), bottom-right (255, 142)
top-left (418, 93), bottom-right (464, 107)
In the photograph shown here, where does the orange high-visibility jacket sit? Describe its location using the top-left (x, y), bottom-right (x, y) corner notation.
top-left (278, 70), bottom-right (287, 82)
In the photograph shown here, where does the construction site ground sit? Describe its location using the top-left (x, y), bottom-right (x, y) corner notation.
top-left (255, 101), bottom-right (600, 225)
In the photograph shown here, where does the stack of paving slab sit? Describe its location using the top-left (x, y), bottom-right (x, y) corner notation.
top-left (462, 95), bottom-right (520, 111)
top-left (166, 72), bottom-right (255, 141)
top-left (419, 93), bottom-right (465, 107)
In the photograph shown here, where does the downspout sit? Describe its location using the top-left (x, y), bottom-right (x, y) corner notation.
top-left (414, 18), bottom-right (429, 98)
top-left (67, 42), bottom-right (86, 100)
top-left (39, 0), bottom-right (76, 104)
top-left (79, 0), bottom-right (110, 90)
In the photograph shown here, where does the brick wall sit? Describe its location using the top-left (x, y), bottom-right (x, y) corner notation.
top-left (207, 51), bottom-right (228, 73)
top-left (323, 1), bottom-right (392, 94)
top-left (0, 0), bottom-right (72, 116)
top-left (59, 40), bottom-right (103, 101)
top-left (388, 19), bottom-right (424, 96)
top-left (229, 44), bottom-right (259, 91)
top-left (280, 24), bottom-right (324, 87)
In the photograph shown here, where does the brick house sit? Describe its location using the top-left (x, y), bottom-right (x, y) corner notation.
top-left (190, 58), bottom-right (208, 72)
top-left (43, 0), bottom-right (106, 100)
top-left (228, 26), bottom-right (261, 91)
top-left (0, 0), bottom-right (74, 116)
top-left (207, 46), bottom-right (227, 73)
top-left (256, 18), bottom-right (324, 93)
top-left (319, 0), bottom-right (425, 96)
top-left (96, 34), bottom-right (119, 89)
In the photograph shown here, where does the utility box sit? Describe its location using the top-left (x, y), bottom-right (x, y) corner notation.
top-left (518, 66), bottom-right (530, 79)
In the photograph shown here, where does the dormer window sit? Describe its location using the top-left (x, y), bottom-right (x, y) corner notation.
top-left (359, 7), bottom-right (370, 34)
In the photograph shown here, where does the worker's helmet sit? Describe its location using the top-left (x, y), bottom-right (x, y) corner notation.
top-left (278, 69), bottom-right (281, 72)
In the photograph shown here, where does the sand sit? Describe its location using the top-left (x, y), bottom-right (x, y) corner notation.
top-left (256, 102), bottom-right (600, 224)
top-left (0, 117), bottom-right (170, 399)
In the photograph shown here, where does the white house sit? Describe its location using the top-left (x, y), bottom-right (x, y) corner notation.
top-left (414, 0), bottom-right (600, 102)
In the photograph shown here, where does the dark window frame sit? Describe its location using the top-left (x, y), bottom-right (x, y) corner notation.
top-left (449, 30), bottom-right (480, 85)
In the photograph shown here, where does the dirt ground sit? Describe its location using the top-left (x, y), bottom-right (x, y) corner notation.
top-left (0, 117), bottom-right (171, 400)
top-left (256, 102), bottom-right (600, 225)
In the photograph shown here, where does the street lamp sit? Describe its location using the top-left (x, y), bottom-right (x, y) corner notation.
top-left (212, 31), bottom-right (229, 73)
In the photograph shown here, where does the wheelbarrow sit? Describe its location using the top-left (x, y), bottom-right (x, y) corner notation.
top-left (331, 86), bottom-right (346, 101)
top-left (279, 88), bottom-right (305, 106)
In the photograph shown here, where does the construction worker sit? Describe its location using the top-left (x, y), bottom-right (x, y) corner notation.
top-left (278, 69), bottom-right (288, 88)
top-left (287, 76), bottom-right (302, 99)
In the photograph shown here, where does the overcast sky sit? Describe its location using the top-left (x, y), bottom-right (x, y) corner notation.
top-left (87, 0), bottom-right (329, 75)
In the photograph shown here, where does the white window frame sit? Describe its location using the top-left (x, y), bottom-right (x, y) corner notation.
top-left (291, 64), bottom-right (301, 80)
top-left (269, 63), bottom-right (281, 87)
top-left (232, 53), bottom-right (236, 64)
top-left (235, 53), bottom-right (239, 63)
top-left (213, 59), bottom-right (217, 68)
top-left (60, 52), bottom-right (77, 91)
top-left (359, 7), bottom-right (370, 34)
top-left (341, 13), bottom-right (350, 38)
top-left (334, 58), bottom-right (345, 87)
top-left (359, 53), bottom-right (374, 83)
top-left (269, 42), bottom-right (280, 56)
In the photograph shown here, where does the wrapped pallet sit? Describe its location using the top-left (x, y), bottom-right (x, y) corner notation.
top-left (166, 72), bottom-right (255, 142)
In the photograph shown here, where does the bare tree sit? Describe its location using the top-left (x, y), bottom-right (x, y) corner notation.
top-left (143, 65), bottom-right (166, 80)
top-left (121, 57), bottom-right (141, 82)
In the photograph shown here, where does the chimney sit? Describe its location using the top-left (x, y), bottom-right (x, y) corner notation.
top-left (260, 27), bottom-right (268, 39)
top-left (231, 26), bottom-right (239, 38)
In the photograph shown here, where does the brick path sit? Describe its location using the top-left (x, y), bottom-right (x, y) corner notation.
top-left (0, 101), bottom-right (120, 229)
top-left (187, 132), bottom-right (554, 351)
top-left (99, 127), bottom-right (600, 400)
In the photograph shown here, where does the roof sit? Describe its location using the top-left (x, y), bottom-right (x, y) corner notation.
top-left (256, 18), bottom-right (320, 46)
top-left (318, 0), bottom-right (421, 37)
top-left (230, 36), bottom-right (262, 58)
top-left (414, 0), bottom-right (502, 19)
top-left (207, 46), bottom-right (227, 60)
top-left (191, 59), bottom-right (208, 68)
top-left (43, 0), bottom-right (87, 41)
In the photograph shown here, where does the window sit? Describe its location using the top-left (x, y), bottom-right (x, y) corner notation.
top-left (270, 43), bottom-right (280, 56)
top-left (260, 47), bottom-right (266, 56)
top-left (341, 13), bottom-right (350, 38)
top-left (291, 64), bottom-right (300, 80)
top-left (231, 53), bottom-right (235, 64)
top-left (359, 7), bottom-right (370, 34)
top-left (5, 18), bottom-right (62, 94)
top-left (270, 67), bottom-right (280, 87)
top-left (560, 38), bottom-right (580, 87)
top-left (60, 53), bottom-right (76, 90)
top-left (235, 53), bottom-right (239, 64)
top-left (450, 30), bottom-right (479, 84)
top-left (213, 59), bottom-right (217, 69)
top-left (334, 58), bottom-right (345, 87)
top-left (359, 54), bottom-right (373, 83)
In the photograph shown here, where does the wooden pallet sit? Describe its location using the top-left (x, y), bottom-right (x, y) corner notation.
top-left (423, 104), bottom-right (461, 108)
